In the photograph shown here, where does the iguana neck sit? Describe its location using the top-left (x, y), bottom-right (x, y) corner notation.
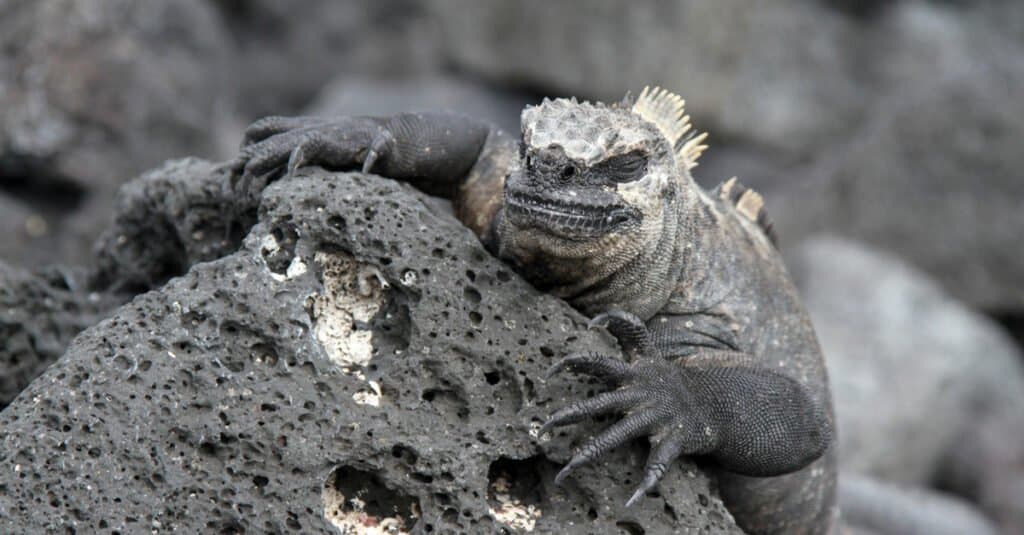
top-left (502, 184), bottom-right (711, 320)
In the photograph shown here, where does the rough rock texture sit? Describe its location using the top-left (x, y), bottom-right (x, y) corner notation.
top-left (0, 157), bottom-right (252, 412)
top-left (0, 263), bottom-right (117, 408)
top-left (788, 236), bottom-right (1024, 487)
top-left (0, 166), bottom-right (739, 534)
top-left (88, 157), bottom-right (258, 294)
top-left (305, 75), bottom-right (532, 136)
top-left (213, 0), bottom-right (443, 119)
top-left (0, 0), bottom-right (236, 267)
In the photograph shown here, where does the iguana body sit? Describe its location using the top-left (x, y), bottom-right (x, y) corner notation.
top-left (227, 88), bottom-right (837, 534)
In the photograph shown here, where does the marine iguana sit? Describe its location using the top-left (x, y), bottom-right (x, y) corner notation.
top-left (225, 87), bottom-right (837, 534)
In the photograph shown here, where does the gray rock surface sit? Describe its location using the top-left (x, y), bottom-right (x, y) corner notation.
top-left (0, 157), bottom-right (252, 410)
top-left (0, 263), bottom-right (117, 408)
top-left (88, 157), bottom-right (258, 294)
top-left (0, 0), bottom-right (237, 267)
top-left (0, 165), bottom-right (739, 533)
top-left (788, 236), bottom-right (1024, 488)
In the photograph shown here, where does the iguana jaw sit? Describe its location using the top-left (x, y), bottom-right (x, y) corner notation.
top-left (504, 188), bottom-right (640, 242)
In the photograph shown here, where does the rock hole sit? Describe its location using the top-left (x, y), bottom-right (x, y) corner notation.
top-left (390, 444), bottom-right (419, 466)
top-left (487, 456), bottom-right (549, 532)
top-left (322, 465), bottom-right (419, 535)
top-left (463, 286), bottom-right (482, 304)
top-left (523, 378), bottom-right (535, 401)
top-left (252, 343), bottom-right (279, 366)
top-left (617, 521), bottom-right (645, 534)
top-left (421, 388), bottom-right (470, 420)
top-left (370, 292), bottom-right (412, 352)
top-left (327, 215), bottom-right (347, 232)
top-left (262, 224), bottom-right (299, 275)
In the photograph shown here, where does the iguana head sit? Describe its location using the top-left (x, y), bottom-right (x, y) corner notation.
top-left (501, 87), bottom-right (707, 280)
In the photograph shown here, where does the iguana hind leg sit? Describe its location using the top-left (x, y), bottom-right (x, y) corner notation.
top-left (543, 309), bottom-right (832, 508)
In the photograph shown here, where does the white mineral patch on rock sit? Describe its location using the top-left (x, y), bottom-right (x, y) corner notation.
top-left (353, 380), bottom-right (382, 407)
top-left (285, 256), bottom-right (308, 279)
top-left (260, 234), bottom-right (280, 255)
top-left (488, 476), bottom-right (541, 532)
top-left (260, 233), bottom-right (311, 282)
top-left (310, 251), bottom-right (386, 371)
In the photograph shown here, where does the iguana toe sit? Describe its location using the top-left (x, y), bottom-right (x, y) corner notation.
top-left (544, 352), bottom-right (634, 383)
top-left (540, 389), bottom-right (645, 436)
top-left (588, 308), bottom-right (654, 358)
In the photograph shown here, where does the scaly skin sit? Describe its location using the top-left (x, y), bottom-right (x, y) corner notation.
top-left (225, 91), bottom-right (837, 534)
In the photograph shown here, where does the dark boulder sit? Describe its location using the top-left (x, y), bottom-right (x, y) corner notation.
top-left (0, 263), bottom-right (116, 408)
top-left (0, 166), bottom-right (738, 533)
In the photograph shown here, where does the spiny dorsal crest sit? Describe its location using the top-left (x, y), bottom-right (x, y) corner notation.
top-left (716, 177), bottom-right (777, 246)
top-left (631, 86), bottom-right (709, 170)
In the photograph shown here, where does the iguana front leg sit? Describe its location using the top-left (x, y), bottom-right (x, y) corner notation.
top-left (543, 309), bottom-right (832, 506)
top-left (224, 112), bottom-right (514, 240)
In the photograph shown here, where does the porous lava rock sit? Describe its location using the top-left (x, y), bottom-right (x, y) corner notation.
top-left (0, 166), bottom-right (738, 533)
top-left (0, 263), bottom-right (117, 408)
top-left (0, 157), bottom-right (254, 409)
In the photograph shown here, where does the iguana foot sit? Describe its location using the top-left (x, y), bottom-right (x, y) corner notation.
top-left (233, 116), bottom-right (384, 182)
top-left (542, 351), bottom-right (714, 507)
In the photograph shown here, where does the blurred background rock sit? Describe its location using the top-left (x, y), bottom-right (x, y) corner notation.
top-left (1, 0), bottom-right (1022, 531)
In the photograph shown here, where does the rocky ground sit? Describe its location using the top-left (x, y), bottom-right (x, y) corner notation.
top-left (1, 1), bottom-right (1023, 533)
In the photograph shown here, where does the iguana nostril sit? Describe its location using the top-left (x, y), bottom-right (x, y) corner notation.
top-left (561, 165), bottom-right (576, 179)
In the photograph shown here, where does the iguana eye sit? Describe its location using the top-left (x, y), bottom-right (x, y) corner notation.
top-left (596, 151), bottom-right (648, 183)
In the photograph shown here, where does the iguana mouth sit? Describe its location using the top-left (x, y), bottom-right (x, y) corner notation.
top-left (505, 191), bottom-right (638, 238)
